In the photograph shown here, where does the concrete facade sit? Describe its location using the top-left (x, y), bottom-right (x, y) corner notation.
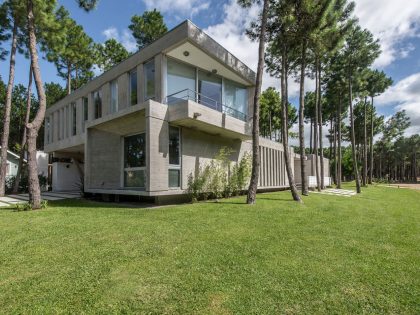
top-left (44, 20), bottom-right (327, 201)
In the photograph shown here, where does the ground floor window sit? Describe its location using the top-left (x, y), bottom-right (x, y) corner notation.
top-left (123, 133), bottom-right (146, 188)
top-left (168, 126), bottom-right (181, 188)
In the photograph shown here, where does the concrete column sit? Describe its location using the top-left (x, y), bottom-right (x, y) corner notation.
top-left (102, 83), bottom-right (110, 116)
top-left (146, 101), bottom-right (169, 192)
top-left (154, 53), bottom-right (165, 103)
top-left (118, 73), bottom-right (128, 110)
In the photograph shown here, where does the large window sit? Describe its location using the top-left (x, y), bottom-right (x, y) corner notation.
top-left (198, 70), bottom-right (222, 109)
top-left (129, 69), bottom-right (137, 106)
top-left (93, 89), bottom-right (102, 119)
top-left (168, 126), bottom-right (181, 188)
top-left (224, 79), bottom-right (248, 120)
top-left (110, 80), bottom-right (118, 113)
top-left (167, 58), bottom-right (195, 103)
top-left (71, 102), bottom-right (77, 136)
top-left (124, 133), bottom-right (146, 188)
top-left (144, 60), bottom-right (155, 100)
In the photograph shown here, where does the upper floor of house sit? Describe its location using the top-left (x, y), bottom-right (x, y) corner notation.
top-left (44, 20), bottom-right (256, 153)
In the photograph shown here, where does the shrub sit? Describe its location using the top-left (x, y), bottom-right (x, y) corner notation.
top-left (186, 147), bottom-right (252, 202)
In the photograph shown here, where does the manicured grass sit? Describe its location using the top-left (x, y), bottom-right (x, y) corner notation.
top-left (0, 185), bottom-right (419, 314)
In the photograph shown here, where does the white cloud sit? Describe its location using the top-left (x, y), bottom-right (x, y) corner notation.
top-left (142, 0), bottom-right (210, 18)
top-left (353, 0), bottom-right (420, 68)
top-left (376, 72), bottom-right (420, 136)
top-left (102, 27), bottom-right (137, 53)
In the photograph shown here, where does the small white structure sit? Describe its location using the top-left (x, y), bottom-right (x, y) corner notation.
top-left (0, 147), bottom-right (23, 178)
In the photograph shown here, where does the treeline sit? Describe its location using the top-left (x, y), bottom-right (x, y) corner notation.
top-left (0, 0), bottom-right (167, 208)
top-left (243, 0), bottom-right (417, 204)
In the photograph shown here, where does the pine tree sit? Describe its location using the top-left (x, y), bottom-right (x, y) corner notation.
top-left (129, 9), bottom-right (168, 50)
top-left (94, 38), bottom-right (130, 72)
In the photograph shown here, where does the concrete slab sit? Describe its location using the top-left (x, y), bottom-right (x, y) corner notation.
top-left (42, 192), bottom-right (80, 199)
top-left (0, 201), bottom-right (11, 207)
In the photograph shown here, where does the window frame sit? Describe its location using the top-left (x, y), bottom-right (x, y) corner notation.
top-left (143, 59), bottom-right (155, 101)
top-left (110, 80), bottom-right (118, 113)
top-left (71, 102), bottom-right (77, 136)
top-left (129, 68), bottom-right (138, 106)
top-left (121, 132), bottom-right (146, 189)
top-left (168, 125), bottom-right (181, 189)
top-left (93, 89), bottom-right (102, 119)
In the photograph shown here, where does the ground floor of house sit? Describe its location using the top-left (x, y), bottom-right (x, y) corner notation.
top-left (46, 101), bottom-right (330, 203)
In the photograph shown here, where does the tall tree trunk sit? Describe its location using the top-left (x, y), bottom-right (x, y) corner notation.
top-left (369, 96), bottom-right (374, 184)
top-left (362, 96), bottom-right (368, 186)
top-left (337, 94), bottom-right (342, 189)
top-left (27, 0), bottom-right (47, 209)
top-left (281, 48), bottom-right (301, 202)
top-left (298, 41), bottom-right (308, 196)
top-left (0, 22), bottom-right (18, 196)
top-left (247, 0), bottom-right (269, 205)
top-left (313, 60), bottom-right (321, 191)
top-left (333, 114), bottom-right (337, 185)
top-left (13, 64), bottom-right (33, 193)
top-left (348, 74), bottom-right (361, 193)
top-left (317, 61), bottom-right (325, 189)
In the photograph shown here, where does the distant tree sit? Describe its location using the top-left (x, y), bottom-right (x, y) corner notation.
top-left (46, 7), bottom-right (94, 94)
top-left (0, 3), bottom-right (10, 60)
top-left (366, 69), bottom-right (392, 184)
top-left (129, 9), bottom-right (168, 49)
top-left (45, 82), bottom-right (66, 108)
top-left (340, 25), bottom-right (380, 193)
top-left (77, 0), bottom-right (98, 11)
top-left (94, 38), bottom-right (130, 72)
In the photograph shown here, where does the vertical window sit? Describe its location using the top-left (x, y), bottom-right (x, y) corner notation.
top-left (123, 133), bottom-right (146, 188)
top-left (129, 69), bottom-right (137, 106)
top-left (166, 58), bottom-right (195, 103)
top-left (59, 109), bottom-right (63, 140)
top-left (198, 70), bottom-right (222, 109)
top-left (45, 117), bottom-right (50, 144)
top-left (93, 89), bottom-right (102, 119)
top-left (224, 79), bottom-right (248, 121)
top-left (144, 60), bottom-right (155, 101)
top-left (168, 126), bottom-right (181, 188)
top-left (71, 102), bottom-right (77, 136)
top-left (82, 97), bottom-right (88, 131)
top-left (110, 80), bottom-right (118, 113)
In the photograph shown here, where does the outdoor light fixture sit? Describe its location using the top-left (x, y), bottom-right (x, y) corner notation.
top-left (211, 69), bottom-right (217, 74)
top-left (183, 51), bottom-right (190, 57)
top-left (193, 112), bottom-right (202, 119)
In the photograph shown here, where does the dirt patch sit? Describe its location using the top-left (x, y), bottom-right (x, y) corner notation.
top-left (386, 183), bottom-right (420, 190)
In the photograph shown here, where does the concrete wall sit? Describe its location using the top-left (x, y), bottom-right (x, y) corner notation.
top-left (294, 154), bottom-right (331, 186)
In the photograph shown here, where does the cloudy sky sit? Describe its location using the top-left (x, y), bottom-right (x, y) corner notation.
top-left (2, 0), bottom-right (420, 136)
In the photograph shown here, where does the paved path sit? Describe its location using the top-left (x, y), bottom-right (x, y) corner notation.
top-left (0, 191), bottom-right (80, 207)
top-left (311, 188), bottom-right (357, 197)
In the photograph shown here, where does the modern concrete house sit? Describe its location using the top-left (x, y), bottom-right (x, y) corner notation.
top-left (44, 20), bottom-right (329, 202)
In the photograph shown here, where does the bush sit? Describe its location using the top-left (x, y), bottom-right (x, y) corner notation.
top-left (187, 147), bottom-right (252, 202)
top-left (5, 174), bottom-right (48, 194)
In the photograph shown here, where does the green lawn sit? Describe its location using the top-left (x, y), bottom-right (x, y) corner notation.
top-left (0, 185), bottom-right (419, 314)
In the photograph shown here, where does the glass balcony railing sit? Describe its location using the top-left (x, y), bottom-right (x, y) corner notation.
top-left (165, 89), bottom-right (248, 122)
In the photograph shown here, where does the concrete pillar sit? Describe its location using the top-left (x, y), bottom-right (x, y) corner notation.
top-left (146, 101), bottom-right (169, 192)
top-left (154, 53), bottom-right (165, 103)
top-left (118, 73), bottom-right (128, 110)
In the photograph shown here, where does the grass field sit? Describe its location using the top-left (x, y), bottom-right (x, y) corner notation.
top-left (0, 184), bottom-right (419, 314)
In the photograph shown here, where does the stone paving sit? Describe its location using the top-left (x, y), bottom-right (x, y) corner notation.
top-left (0, 191), bottom-right (80, 207)
top-left (311, 188), bottom-right (357, 197)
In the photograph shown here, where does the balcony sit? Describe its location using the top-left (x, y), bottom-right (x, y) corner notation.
top-left (165, 89), bottom-right (248, 122)
top-left (165, 89), bottom-right (251, 140)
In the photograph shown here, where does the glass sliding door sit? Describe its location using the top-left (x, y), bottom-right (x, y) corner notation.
top-left (198, 71), bottom-right (222, 110)
top-left (167, 58), bottom-right (196, 104)
top-left (224, 79), bottom-right (248, 120)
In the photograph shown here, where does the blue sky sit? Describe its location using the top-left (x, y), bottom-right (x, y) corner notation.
top-left (1, 0), bottom-right (420, 136)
